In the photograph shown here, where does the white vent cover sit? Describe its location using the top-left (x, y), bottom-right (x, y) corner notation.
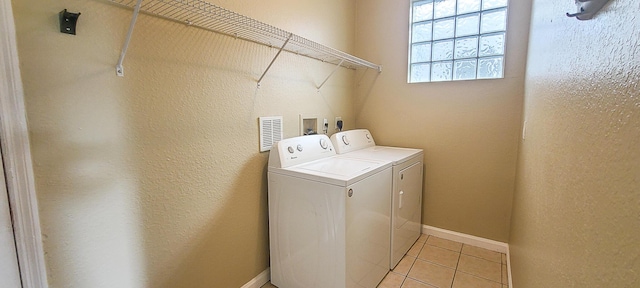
top-left (259, 116), bottom-right (283, 152)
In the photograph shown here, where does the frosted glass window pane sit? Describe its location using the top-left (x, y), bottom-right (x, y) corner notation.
top-left (412, 21), bottom-right (433, 42)
top-left (479, 32), bottom-right (505, 57)
top-left (431, 61), bottom-right (453, 81)
top-left (478, 56), bottom-right (504, 79)
top-left (408, 0), bottom-right (509, 83)
top-left (455, 13), bottom-right (479, 37)
top-left (411, 63), bottom-right (431, 82)
top-left (482, 0), bottom-right (508, 10)
top-left (434, 0), bottom-right (456, 19)
top-left (454, 36), bottom-right (478, 59)
top-left (413, 0), bottom-right (434, 22)
top-left (481, 9), bottom-right (507, 33)
top-left (433, 18), bottom-right (455, 40)
top-left (454, 59), bottom-right (477, 80)
top-left (432, 40), bottom-right (454, 61)
top-left (457, 0), bottom-right (481, 14)
top-left (412, 42), bottom-right (432, 63)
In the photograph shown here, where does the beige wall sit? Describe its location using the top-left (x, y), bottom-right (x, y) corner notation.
top-left (354, 0), bottom-right (533, 242)
top-left (12, 0), bottom-right (357, 287)
top-left (509, 0), bottom-right (640, 287)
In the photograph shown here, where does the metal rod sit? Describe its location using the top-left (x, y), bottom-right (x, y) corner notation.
top-left (257, 33), bottom-right (292, 86)
top-left (317, 59), bottom-right (344, 90)
top-left (116, 0), bottom-right (143, 76)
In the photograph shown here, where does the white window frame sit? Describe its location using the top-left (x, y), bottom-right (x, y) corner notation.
top-left (0, 0), bottom-right (49, 287)
top-left (408, 0), bottom-right (509, 83)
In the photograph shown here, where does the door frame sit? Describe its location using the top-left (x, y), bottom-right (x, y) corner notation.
top-left (0, 0), bottom-right (48, 287)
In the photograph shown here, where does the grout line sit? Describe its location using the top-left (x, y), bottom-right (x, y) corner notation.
top-left (455, 270), bottom-right (504, 285)
top-left (506, 247), bottom-right (513, 288)
top-left (449, 250), bottom-right (462, 288)
top-left (459, 252), bottom-right (504, 264)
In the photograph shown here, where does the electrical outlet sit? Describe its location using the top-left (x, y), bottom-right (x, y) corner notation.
top-left (323, 118), bottom-right (328, 134)
top-left (335, 116), bottom-right (343, 131)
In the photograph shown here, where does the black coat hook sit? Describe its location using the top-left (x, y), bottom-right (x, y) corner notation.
top-left (566, 0), bottom-right (611, 21)
top-left (566, 7), bottom-right (585, 18)
top-left (59, 9), bottom-right (81, 35)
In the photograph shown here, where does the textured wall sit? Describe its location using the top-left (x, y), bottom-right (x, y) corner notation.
top-left (353, 0), bottom-right (533, 242)
top-left (510, 0), bottom-right (640, 287)
top-left (11, 0), bottom-right (357, 287)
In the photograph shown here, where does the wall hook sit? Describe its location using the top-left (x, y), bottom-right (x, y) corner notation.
top-left (59, 9), bottom-right (81, 35)
top-left (566, 0), bottom-right (611, 20)
top-left (566, 7), bottom-right (585, 18)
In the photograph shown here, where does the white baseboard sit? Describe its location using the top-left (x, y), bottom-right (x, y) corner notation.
top-left (422, 225), bottom-right (508, 253)
top-left (422, 225), bottom-right (512, 287)
top-left (241, 268), bottom-right (270, 288)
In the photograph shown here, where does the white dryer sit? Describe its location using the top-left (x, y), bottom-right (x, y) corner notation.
top-left (268, 134), bottom-right (392, 288)
top-left (330, 129), bottom-right (423, 269)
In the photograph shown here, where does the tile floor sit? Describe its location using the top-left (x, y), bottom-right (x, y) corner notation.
top-left (261, 234), bottom-right (509, 288)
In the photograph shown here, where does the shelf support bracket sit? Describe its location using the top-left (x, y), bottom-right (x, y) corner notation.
top-left (257, 33), bottom-right (293, 87)
top-left (317, 59), bottom-right (344, 91)
top-left (116, 0), bottom-right (143, 77)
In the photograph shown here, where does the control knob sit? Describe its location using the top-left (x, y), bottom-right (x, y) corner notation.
top-left (342, 135), bottom-right (350, 145)
top-left (319, 139), bottom-right (328, 149)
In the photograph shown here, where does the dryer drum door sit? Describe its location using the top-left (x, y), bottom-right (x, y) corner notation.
top-left (392, 161), bottom-right (423, 267)
top-left (396, 162), bottom-right (422, 228)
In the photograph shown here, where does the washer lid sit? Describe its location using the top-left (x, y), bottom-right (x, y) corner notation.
top-left (269, 156), bottom-right (391, 186)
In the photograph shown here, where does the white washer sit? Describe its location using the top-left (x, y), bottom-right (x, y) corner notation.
top-left (330, 129), bottom-right (423, 269)
top-left (268, 134), bottom-right (392, 288)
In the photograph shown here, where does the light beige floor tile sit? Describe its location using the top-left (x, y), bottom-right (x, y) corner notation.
top-left (426, 236), bottom-right (463, 252)
top-left (417, 234), bottom-right (428, 243)
top-left (401, 277), bottom-right (438, 288)
top-left (461, 245), bottom-right (502, 263)
top-left (418, 244), bottom-right (460, 269)
top-left (457, 254), bottom-right (502, 283)
top-left (393, 255), bottom-right (417, 276)
top-left (407, 241), bottom-right (425, 257)
top-left (452, 271), bottom-right (501, 288)
top-left (378, 272), bottom-right (405, 288)
top-left (407, 259), bottom-right (455, 288)
top-left (260, 281), bottom-right (278, 288)
top-left (501, 264), bottom-right (508, 284)
top-left (501, 253), bottom-right (507, 265)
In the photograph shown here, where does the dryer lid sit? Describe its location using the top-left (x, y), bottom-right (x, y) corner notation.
top-left (347, 146), bottom-right (423, 165)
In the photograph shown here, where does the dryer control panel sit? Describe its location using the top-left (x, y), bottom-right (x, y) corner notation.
top-left (330, 129), bottom-right (376, 154)
top-left (268, 134), bottom-right (336, 168)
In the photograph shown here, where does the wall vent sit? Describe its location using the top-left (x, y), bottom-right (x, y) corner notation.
top-left (259, 116), bottom-right (283, 152)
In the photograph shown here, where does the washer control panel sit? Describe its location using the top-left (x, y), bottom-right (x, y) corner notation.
top-left (270, 134), bottom-right (336, 168)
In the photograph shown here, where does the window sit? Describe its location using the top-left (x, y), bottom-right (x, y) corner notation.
top-left (409, 0), bottom-right (508, 83)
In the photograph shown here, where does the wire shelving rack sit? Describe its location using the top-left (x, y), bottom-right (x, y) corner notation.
top-left (109, 0), bottom-right (382, 88)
